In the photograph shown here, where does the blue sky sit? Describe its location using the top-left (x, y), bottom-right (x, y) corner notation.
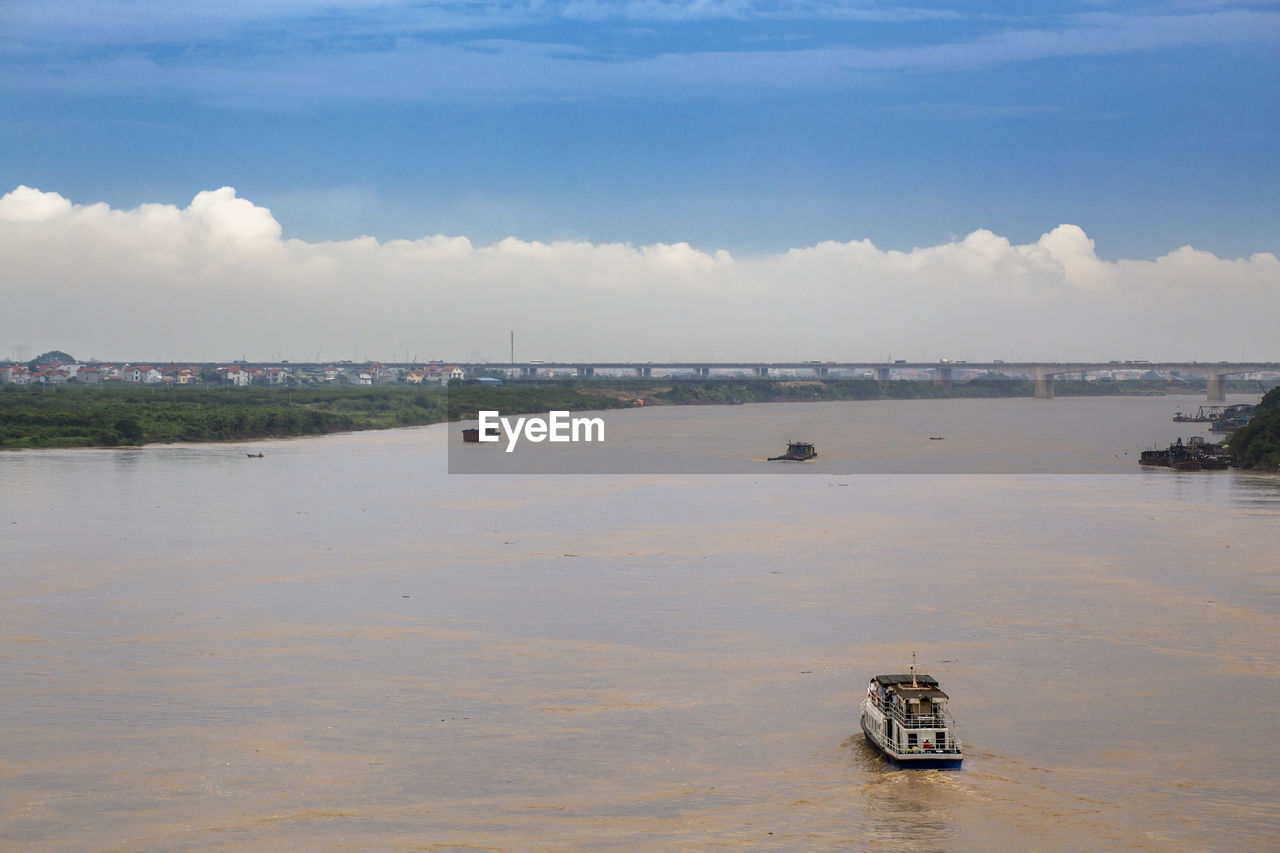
top-left (3, 1), bottom-right (1277, 259)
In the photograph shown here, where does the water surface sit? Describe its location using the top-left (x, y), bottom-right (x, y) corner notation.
top-left (2, 394), bottom-right (1277, 851)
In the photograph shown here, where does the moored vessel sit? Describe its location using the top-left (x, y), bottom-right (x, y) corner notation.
top-left (1209, 403), bottom-right (1254, 433)
top-left (1173, 405), bottom-right (1223, 423)
top-left (1138, 436), bottom-right (1232, 469)
top-left (860, 665), bottom-right (962, 769)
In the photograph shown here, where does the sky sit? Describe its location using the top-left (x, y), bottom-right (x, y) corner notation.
top-left (1, 1), bottom-right (1277, 362)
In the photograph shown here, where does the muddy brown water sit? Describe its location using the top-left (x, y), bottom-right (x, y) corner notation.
top-left (2, 395), bottom-right (1277, 850)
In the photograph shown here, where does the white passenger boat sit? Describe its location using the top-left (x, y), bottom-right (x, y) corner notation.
top-left (860, 666), bottom-right (963, 769)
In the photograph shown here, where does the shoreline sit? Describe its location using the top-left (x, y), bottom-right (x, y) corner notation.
top-left (2, 381), bottom-right (1265, 452)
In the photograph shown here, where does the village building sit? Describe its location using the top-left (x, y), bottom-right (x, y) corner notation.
top-left (123, 365), bottom-right (164, 384)
top-left (217, 365), bottom-right (252, 387)
top-left (1, 364), bottom-right (33, 384)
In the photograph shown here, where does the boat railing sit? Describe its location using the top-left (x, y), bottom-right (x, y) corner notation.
top-left (865, 697), bottom-right (955, 730)
top-left (863, 724), bottom-right (963, 756)
top-left (862, 699), bottom-right (964, 757)
top-left (886, 743), bottom-right (963, 756)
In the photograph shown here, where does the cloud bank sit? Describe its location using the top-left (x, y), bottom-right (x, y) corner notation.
top-left (1, 185), bottom-right (1276, 363)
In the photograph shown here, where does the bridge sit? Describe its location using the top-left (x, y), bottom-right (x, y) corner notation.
top-left (457, 361), bottom-right (1280, 402)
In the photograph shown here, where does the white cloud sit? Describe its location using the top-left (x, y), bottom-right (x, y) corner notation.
top-left (0, 185), bottom-right (1276, 362)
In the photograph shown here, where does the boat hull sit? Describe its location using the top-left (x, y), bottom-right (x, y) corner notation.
top-left (860, 713), bottom-right (963, 770)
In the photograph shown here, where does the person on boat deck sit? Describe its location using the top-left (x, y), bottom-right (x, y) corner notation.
top-left (923, 740), bottom-right (933, 751)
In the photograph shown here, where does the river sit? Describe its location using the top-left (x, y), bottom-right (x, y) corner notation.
top-left (2, 394), bottom-right (1277, 850)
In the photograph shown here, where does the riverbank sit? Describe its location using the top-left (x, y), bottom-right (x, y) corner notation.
top-left (0, 378), bottom-right (1252, 450)
top-left (0, 384), bottom-right (633, 449)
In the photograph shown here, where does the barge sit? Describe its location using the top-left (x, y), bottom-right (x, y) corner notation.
top-left (1173, 406), bottom-right (1223, 423)
top-left (1139, 436), bottom-right (1232, 469)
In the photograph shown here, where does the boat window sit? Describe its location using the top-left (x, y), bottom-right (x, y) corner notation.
top-left (936, 731), bottom-right (946, 749)
top-left (907, 732), bottom-right (917, 749)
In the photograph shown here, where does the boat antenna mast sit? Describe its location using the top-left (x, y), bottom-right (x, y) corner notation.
top-left (911, 650), bottom-right (917, 688)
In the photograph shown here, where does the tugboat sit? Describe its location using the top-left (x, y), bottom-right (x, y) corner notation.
top-left (860, 659), bottom-right (963, 770)
top-left (768, 441), bottom-right (817, 461)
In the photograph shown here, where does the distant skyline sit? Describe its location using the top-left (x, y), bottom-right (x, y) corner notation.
top-left (1, 2), bottom-right (1277, 361)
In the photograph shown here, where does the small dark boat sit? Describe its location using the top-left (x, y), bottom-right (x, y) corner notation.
top-left (769, 441), bottom-right (817, 461)
top-left (462, 426), bottom-right (500, 443)
top-left (929, 436), bottom-right (944, 441)
top-left (246, 452), bottom-right (264, 458)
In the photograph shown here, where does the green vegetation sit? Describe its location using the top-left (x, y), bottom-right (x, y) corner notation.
top-left (0, 383), bottom-right (629, 449)
top-left (590, 375), bottom-right (1186, 404)
top-left (1, 385), bottom-right (360, 448)
top-left (28, 350), bottom-right (77, 368)
top-left (0, 376), bottom-right (1251, 450)
top-left (1227, 387), bottom-right (1280, 471)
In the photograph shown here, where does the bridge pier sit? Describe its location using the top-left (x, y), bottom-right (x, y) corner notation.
top-left (1206, 374), bottom-right (1226, 403)
top-left (523, 366), bottom-right (537, 377)
top-left (576, 367), bottom-right (594, 378)
top-left (875, 367), bottom-right (890, 383)
top-left (634, 366), bottom-right (651, 377)
top-left (934, 367), bottom-right (952, 389)
top-left (1035, 368), bottom-right (1055, 400)
top-left (815, 367), bottom-right (828, 377)
top-left (754, 367), bottom-right (769, 378)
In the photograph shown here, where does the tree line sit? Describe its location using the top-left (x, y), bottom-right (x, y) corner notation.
top-left (1228, 386), bottom-right (1280, 471)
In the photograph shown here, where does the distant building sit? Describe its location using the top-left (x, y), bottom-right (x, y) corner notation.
top-left (1, 364), bottom-right (32, 385)
top-left (218, 365), bottom-right (252, 386)
top-left (124, 365), bottom-right (163, 384)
